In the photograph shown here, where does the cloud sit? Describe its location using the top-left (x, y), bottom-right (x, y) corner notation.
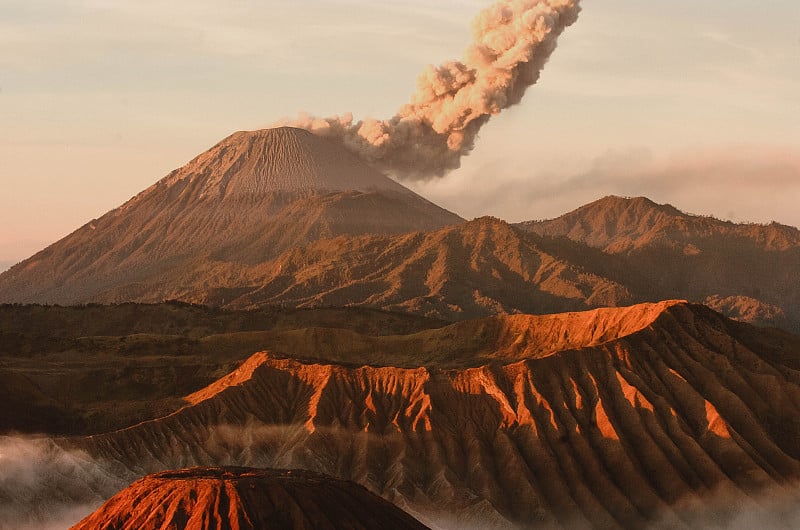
top-left (409, 145), bottom-right (800, 227)
top-left (0, 436), bottom-right (124, 530)
top-left (647, 485), bottom-right (800, 530)
top-left (2, 428), bottom-right (800, 530)
top-left (699, 30), bottom-right (766, 62)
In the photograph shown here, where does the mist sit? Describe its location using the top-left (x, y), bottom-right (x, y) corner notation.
top-left (2, 429), bottom-right (800, 529)
top-left (0, 436), bottom-right (124, 530)
top-left (647, 486), bottom-right (800, 530)
top-left (279, 0), bottom-right (582, 180)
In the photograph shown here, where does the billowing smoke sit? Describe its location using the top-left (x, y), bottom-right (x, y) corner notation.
top-left (279, 0), bottom-right (582, 179)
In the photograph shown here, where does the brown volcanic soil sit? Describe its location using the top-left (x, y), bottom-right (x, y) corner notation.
top-left (0, 127), bottom-right (462, 305)
top-left (518, 196), bottom-right (800, 331)
top-left (105, 216), bottom-right (633, 319)
top-left (71, 467), bottom-right (429, 530)
top-left (0, 302), bottom-right (445, 347)
top-left (62, 302), bottom-right (800, 529)
top-left (0, 368), bottom-right (85, 433)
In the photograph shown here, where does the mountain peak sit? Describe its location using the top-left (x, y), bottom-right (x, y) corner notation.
top-left (159, 126), bottom-right (409, 200)
top-left (580, 195), bottom-right (684, 218)
top-left (0, 126), bottom-right (463, 305)
top-left (515, 195), bottom-right (685, 252)
top-left (518, 195), bottom-right (800, 254)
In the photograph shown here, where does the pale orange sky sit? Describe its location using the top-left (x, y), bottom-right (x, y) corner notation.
top-left (1, 0), bottom-right (799, 265)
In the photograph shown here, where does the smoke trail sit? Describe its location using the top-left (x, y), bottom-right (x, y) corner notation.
top-left (279, 0), bottom-right (582, 180)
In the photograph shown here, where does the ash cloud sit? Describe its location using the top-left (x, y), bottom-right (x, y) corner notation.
top-left (279, 0), bottom-right (582, 180)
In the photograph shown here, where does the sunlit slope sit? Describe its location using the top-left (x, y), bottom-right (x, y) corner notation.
top-left (69, 302), bottom-right (800, 528)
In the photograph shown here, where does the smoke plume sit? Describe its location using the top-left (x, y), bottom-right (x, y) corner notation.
top-left (279, 0), bottom-right (582, 179)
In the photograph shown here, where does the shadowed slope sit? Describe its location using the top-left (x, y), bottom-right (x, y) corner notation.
top-left (0, 128), bottom-right (462, 305)
top-left (64, 302), bottom-right (800, 529)
top-left (70, 467), bottom-right (429, 530)
top-left (0, 368), bottom-right (85, 433)
top-left (173, 216), bottom-right (634, 319)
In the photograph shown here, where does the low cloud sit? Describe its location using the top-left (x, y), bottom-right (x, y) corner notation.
top-left (2, 429), bottom-right (800, 529)
top-left (648, 485), bottom-right (800, 530)
top-left (0, 436), bottom-right (124, 530)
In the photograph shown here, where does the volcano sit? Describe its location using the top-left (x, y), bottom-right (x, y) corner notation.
top-left (50, 301), bottom-right (800, 529)
top-left (70, 467), bottom-right (429, 530)
top-left (0, 127), bottom-right (462, 305)
top-left (2, 138), bottom-right (798, 331)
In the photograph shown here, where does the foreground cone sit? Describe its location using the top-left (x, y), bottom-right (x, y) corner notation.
top-left (71, 467), bottom-right (429, 530)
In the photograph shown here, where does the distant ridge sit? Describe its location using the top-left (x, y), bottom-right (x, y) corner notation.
top-left (518, 195), bottom-right (800, 253)
top-left (79, 215), bottom-right (635, 319)
top-left (2, 163), bottom-right (798, 330)
top-left (517, 195), bottom-right (800, 330)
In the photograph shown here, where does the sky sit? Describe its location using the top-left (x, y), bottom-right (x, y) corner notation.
top-left (1, 0), bottom-right (799, 266)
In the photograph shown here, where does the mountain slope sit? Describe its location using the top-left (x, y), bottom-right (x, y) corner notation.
top-left (0, 127), bottom-right (462, 305)
top-left (518, 195), bottom-right (800, 254)
top-left (58, 302), bottom-right (800, 529)
top-left (518, 196), bottom-right (800, 330)
top-left (71, 467), bottom-right (429, 530)
top-left (82, 216), bottom-right (635, 319)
